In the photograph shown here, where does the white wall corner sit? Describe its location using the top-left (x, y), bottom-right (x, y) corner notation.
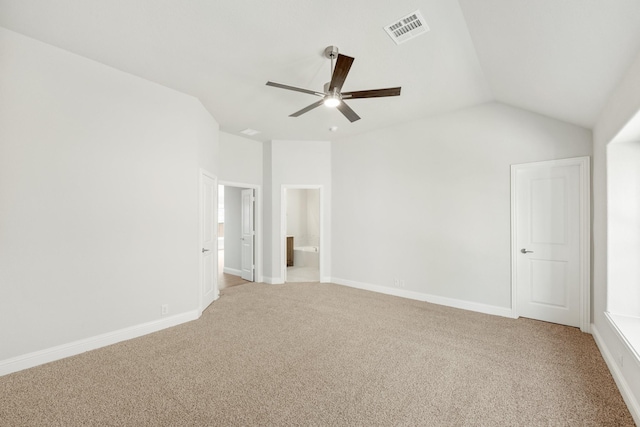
top-left (0, 310), bottom-right (200, 377)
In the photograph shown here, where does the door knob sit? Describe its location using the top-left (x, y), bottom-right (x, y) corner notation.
top-left (202, 248), bottom-right (210, 253)
top-left (520, 248), bottom-right (534, 254)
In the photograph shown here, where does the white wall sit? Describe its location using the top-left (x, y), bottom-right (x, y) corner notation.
top-left (331, 102), bottom-right (591, 311)
top-left (306, 189), bottom-right (320, 247)
top-left (286, 189), bottom-right (320, 249)
top-left (218, 132), bottom-right (263, 185)
top-left (592, 49), bottom-right (640, 423)
top-left (0, 28), bottom-right (219, 363)
top-left (286, 189), bottom-right (308, 245)
top-left (223, 186), bottom-right (242, 273)
top-left (264, 141), bottom-right (331, 283)
top-left (262, 142), bottom-right (273, 281)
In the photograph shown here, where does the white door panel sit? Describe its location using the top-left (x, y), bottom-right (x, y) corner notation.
top-left (529, 259), bottom-right (568, 307)
top-left (514, 160), bottom-right (585, 328)
top-left (241, 188), bottom-right (255, 281)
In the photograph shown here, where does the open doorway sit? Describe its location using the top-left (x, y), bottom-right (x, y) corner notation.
top-left (284, 187), bottom-right (321, 282)
top-left (218, 183), bottom-right (261, 289)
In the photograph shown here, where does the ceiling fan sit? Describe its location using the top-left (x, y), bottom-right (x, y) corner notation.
top-left (266, 46), bottom-right (401, 123)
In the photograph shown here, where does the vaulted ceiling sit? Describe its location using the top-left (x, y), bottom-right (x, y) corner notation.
top-left (1, 0), bottom-right (639, 142)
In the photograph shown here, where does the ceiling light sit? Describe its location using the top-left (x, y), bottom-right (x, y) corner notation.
top-left (324, 96), bottom-right (340, 108)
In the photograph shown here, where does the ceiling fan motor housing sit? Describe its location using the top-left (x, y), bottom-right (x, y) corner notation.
top-left (323, 82), bottom-right (342, 98)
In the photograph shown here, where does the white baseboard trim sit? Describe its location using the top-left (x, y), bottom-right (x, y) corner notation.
top-left (331, 277), bottom-right (515, 319)
top-left (263, 276), bottom-right (284, 285)
top-left (0, 310), bottom-right (200, 377)
top-left (592, 323), bottom-right (640, 425)
top-left (223, 267), bottom-right (242, 276)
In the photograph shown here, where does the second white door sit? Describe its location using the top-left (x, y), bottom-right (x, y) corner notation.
top-left (241, 188), bottom-right (255, 281)
top-left (513, 157), bottom-right (588, 328)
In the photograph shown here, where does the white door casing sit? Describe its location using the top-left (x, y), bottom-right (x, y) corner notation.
top-left (511, 157), bottom-right (590, 331)
top-left (241, 188), bottom-right (255, 281)
top-left (200, 171), bottom-right (218, 312)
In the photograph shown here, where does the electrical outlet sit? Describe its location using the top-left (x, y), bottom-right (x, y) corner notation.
top-left (393, 279), bottom-right (406, 288)
top-left (161, 304), bottom-right (169, 316)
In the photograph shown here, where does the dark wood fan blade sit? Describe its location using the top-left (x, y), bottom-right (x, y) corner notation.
top-left (329, 54), bottom-right (354, 92)
top-left (289, 99), bottom-right (325, 117)
top-left (266, 81), bottom-right (323, 97)
top-left (336, 101), bottom-right (361, 122)
top-left (342, 87), bottom-right (401, 99)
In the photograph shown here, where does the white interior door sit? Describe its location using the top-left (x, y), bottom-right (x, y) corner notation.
top-left (513, 158), bottom-right (588, 328)
top-left (241, 188), bottom-right (255, 281)
top-left (201, 172), bottom-right (218, 311)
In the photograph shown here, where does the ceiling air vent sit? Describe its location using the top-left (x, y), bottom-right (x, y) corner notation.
top-left (384, 10), bottom-right (429, 45)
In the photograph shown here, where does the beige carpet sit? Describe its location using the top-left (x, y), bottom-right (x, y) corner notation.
top-left (0, 283), bottom-right (634, 426)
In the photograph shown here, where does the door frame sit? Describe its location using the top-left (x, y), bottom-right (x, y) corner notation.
top-left (281, 185), bottom-right (325, 283)
top-left (199, 169), bottom-right (219, 314)
top-left (510, 156), bottom-right (591, 332)
top-left (219, 180), bottom-right (263, 283)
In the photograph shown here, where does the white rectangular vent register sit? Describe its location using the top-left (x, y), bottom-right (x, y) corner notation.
top-left (384, 10), bottom-right (429, 45)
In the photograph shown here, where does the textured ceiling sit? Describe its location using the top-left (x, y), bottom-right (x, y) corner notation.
top-left (1, 0), bottom-right (639, 142)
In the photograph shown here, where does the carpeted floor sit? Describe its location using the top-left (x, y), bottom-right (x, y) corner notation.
top-left (0, 282), bottom-right (634, 426)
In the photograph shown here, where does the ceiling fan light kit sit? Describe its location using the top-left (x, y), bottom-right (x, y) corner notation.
top-left (266, 45), bottom-right (401, 123)
top-left (324, 96), bottom-right (341, 108)
top-left (323, 82), bottom-right (342, 108)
